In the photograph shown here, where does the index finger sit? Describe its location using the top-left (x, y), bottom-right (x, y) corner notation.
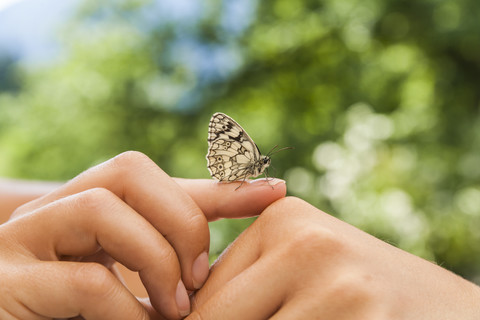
top-left (173, 177), bottom-right (287, 221)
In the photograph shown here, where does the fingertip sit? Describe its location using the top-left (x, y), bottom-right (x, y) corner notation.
top-left (242, 178), bottom-right (287, 206)
top-left (248, 178), bottom-right (286, 195)
top-left (192, 252), bottom-right (210, 289)
top-left (176, 280), bottom-right (191, 317)
top-left (248, 178), bottom-right (285, 187)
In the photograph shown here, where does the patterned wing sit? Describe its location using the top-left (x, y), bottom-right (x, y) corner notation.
top-left (206, 112), bottom-right (261, 181)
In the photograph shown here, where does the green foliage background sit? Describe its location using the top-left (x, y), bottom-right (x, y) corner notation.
top-left (1, 0), bottom-right (480, 281)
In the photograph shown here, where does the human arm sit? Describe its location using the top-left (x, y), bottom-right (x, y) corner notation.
top-left (189, 197), bottom-right (480, 320)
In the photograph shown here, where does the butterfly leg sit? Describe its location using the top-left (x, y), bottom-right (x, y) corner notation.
top-left (234, 170), bottom-right (252, 191)
top-left (235, 177), bottom-right (247, 191)
top-left (263, 168), bottom-right (274, 190)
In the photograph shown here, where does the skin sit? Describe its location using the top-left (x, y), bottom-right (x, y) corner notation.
top-left (2, 152), bottom-right (480, 319)
top-left (0, 151), bottom-right (286, 320)
top-left (188, 197), bottom-right (480, 320)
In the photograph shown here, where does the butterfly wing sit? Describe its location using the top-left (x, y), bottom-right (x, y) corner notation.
top-left (206, 113), bottom-right (261, 181)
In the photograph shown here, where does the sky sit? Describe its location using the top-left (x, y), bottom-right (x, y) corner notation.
top-left (0, 0), bottom-right (255, 74)
top-left (0, 0), bottom-right (23, 12)
top-left (0, 0), bottom-right (78, 64)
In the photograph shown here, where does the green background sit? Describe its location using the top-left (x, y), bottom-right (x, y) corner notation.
top-left (1, 0), bottom-right (479, 282)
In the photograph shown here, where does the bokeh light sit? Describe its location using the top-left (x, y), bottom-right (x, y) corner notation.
top-left (1, 0), bottom-right (480, 280)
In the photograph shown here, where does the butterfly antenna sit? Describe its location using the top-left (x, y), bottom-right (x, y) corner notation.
top-left (267, 145), bottom-right (279, 155)
top-left (267, 146), bottom-right (294, 157)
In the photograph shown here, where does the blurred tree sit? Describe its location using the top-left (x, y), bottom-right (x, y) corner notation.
top-left (0, 52), bottom-right (20, 93)
top-left (0, 0), bottom-right (479, 280)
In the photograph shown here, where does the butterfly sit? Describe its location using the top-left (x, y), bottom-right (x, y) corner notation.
top-left (206, 112), bottom-right (289, 187)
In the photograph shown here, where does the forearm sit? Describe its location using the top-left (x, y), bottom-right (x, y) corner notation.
top-left (0, 178), bottom-right (62, 223)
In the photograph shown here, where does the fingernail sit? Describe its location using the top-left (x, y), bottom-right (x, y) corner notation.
top-left (176, 280), bottom-right (190, 317)
top-left (250, 178), bottom-right (286, 187)
top-left (192, 251), bottom-right (209, 289)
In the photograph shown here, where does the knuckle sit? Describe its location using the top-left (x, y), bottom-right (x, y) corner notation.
top-left (285, 225), bottom-right (343, 257)
top-left (274, 196), bottom-right (307, 210)
top-left (70, 263), bottom-right (117, 298)
top-left (261, 196), bottom-right (309, 221)
top-left (329, 272), bottom-right (376, 305)
top-left (111, 151), bottom-right (155, 171)
top-left (144, 246), bottom-right (181, 281)
top-left (153, 245), bottom-right (179, 272)
top-left (73, 187), bottom-right (117, 213)
top-left (256, 197), bottom-right (340, 255)
top-left (183, 206), bottom-right (209, 234)
top-left (108, 151), bottom-right (164, 188)
top-left (281, 195), bottom-right (307, 207)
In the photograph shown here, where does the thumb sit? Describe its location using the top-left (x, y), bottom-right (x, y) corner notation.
top-left (173, 178), bottom-right (286, 221)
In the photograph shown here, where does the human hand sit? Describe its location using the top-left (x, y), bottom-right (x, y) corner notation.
top-left (189, 197), bottom-right (480, 320)
top-left (0, 151), bottom-right (286, 320)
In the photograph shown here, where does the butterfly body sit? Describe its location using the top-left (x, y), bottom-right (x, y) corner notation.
top-left (207, 112), bottom-right (271, 182)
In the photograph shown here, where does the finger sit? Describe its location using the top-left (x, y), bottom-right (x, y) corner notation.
top-left (13, 152), bottom-right (286, 289)
top-left (15, 188), bottom-right (190, 319)
top-left (16, 261), bottom-right (149, 320)
top-left (189, 254), bottom-right (288, 320)
top-left (190, 221), bottom-right (261, 308)
top-left (14, 151), bottom-right (210, 291)
top-left (173, 177), bottom-right (286, 221)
